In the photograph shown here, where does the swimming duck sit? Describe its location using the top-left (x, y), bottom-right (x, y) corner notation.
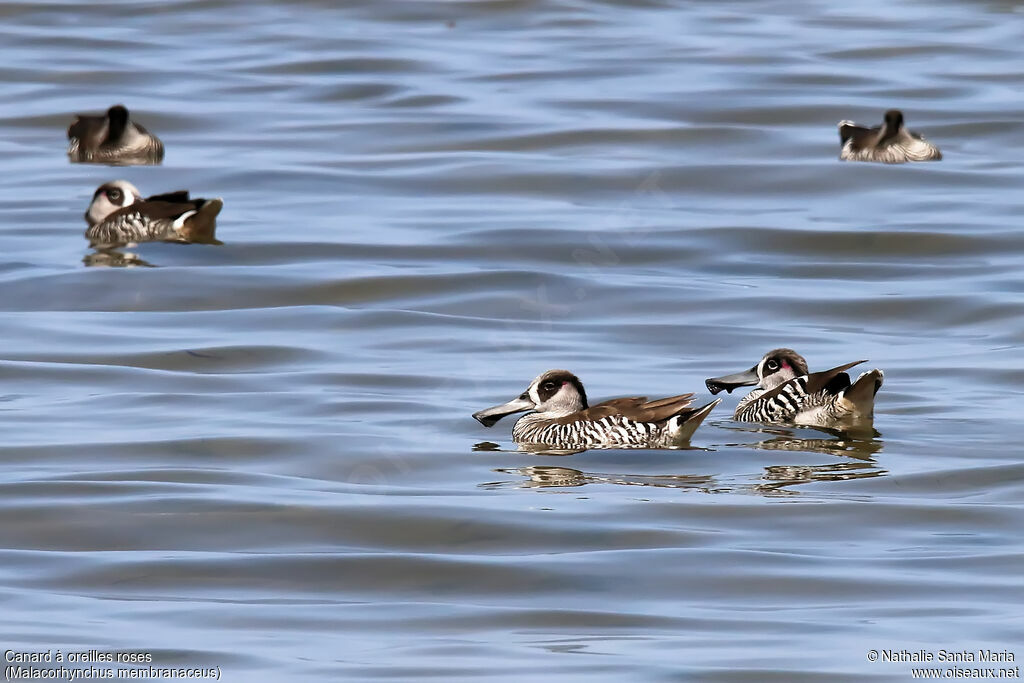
top-left (84, 180), bottom-right (223, 246)
top-left (67, 105), bottom-right (164, 165)
top-left (705, 349), bottom-right (883, 429)
top-left (473, 369), bottom-right (721, 448)
top-left (838, 109), bottom-right (941, 163)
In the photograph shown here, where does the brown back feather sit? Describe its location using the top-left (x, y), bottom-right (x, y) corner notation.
top-left (68, 114), bottom-right (108, 149)
top-left (145, 190), bottom-right (191, 203)
top-left (840, 124), bottom-right (878, 149)
top-left (551, 393), bottom-right (695, 425)
top-left (113, 199), bottom-right (203, 221)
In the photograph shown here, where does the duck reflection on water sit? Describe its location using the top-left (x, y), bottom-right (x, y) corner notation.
top-left (482, 458), bottom-right (883, 495)
top-left (82, 248), bottom-right (155, 268)
top-left (475, 420), bottom-right (884, 494)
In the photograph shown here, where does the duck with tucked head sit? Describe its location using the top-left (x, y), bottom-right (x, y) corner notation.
top-left (473, 369), bottom-right (721, 448)
top-left (67, 104), bottom-right (164, 165)
top-left (85, 180), bottom-right (223, 247)
top-left (838, 109), bottom-right (941, 163)
top-left (706, 349), bottom-right (883, 430)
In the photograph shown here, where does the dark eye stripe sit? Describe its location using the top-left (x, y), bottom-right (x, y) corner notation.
top-left (537, 380), bottom-right (562, 401)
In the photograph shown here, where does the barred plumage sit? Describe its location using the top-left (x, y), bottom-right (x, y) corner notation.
top-left (87, 211), bottom-right (176, 244)
top-left (474, 369), bottom-right (719, 449)
top-left (512, 412), bottom-right (671, 448)
top-left (67, 105), bottom-right (164, 165)
top-left (707, 349), bottom-right (883, 431)
top-left (736, 376), bottom-right (824, 423)
top-left (84, 180), bottom-right (223, 246)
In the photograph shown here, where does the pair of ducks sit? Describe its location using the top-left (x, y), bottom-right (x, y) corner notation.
top-left (473, 350), bottom-right (884, 449)
top-left (68, 105), bottom-right (223, 246)
top-left (71, 106), bottom-right (941, 167)
top-left (470, 110), bottom-right (923, 448)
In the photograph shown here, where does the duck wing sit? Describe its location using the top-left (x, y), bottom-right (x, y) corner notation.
top-left (144, 190), bottom-right (192, 204)
top-left (554, 394), bottom-right (697, 425)
top-left (131, 198), bottom-right (206, 220)
top-left (756, 360), bottom-right (866, 407)
top-left (838, 121), bottom-right (880, 148)
top-left (67, 114), bottom-right (108, 149)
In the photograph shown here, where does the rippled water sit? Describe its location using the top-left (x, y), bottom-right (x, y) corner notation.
top-left (0, 0), bottom-right (1022, 680)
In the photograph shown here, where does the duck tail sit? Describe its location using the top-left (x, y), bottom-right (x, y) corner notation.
top-left (840, 369), bottom-right (884, 418)
top-left (177, 198), bottom-right (223, 244)
top-left (669, 398), bottom-right (721, 444)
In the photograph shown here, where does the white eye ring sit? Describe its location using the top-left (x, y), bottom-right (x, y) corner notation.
top-left (766, 360), bottom-right (779, 370)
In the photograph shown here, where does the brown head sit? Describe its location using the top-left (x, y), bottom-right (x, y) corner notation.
top-left (106, 105), bottom-right (130, 140)
top-left (472, 369), bottom-right (588, 427)
top-left (883, 109), bottom-right (905, 130)
top-left (706, 348), bottom-right (809, 395)
top-left (84, 180), bottom-right (142, 226)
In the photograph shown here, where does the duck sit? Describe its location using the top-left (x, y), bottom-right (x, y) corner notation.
top-left (705, 349), bottom-right (883, 430)
top-left (838, 109), bottom-right (941, 163)
top-left (67, 105), bottom-right (164, 165)
top-left (472, 369), bottom-right (721, 448)
top-left (84, 180), bottom-right (223, 246)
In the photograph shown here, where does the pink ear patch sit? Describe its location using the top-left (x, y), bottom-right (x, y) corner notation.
top-left (781, 360), bottom-right (790, 370)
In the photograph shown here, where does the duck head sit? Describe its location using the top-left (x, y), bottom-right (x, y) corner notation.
top-left (472, 369), bottom-right (588, 426)
top-left (105, 105), bottom-right (130, 140)
top-left (85, 180), bottom-right (143, 226)
top-left (879, 109), bottom-right (906, 141)
top-left (884, 109), bottom-right (905, 129)
top-left (706, 348), bottom-right (809, 395)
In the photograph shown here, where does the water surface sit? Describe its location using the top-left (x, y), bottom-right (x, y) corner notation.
top-left (0, 0), bottom-right (1022, 680)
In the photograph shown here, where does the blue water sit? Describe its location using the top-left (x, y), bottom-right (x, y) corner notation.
top-left (0, 0), bottom-right (1021, 680)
